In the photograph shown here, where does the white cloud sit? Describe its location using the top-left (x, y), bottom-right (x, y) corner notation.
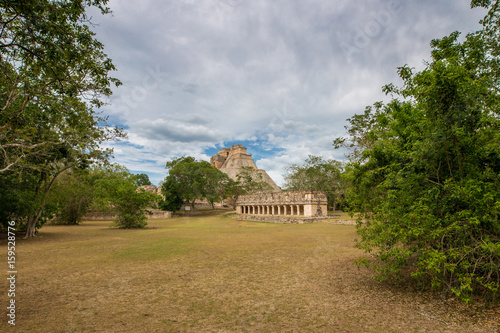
top-left (88, 0), bottom-right (487, 185)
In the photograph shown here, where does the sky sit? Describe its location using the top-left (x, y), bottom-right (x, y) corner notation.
top-left (87, 0), bottom-right (487, 186)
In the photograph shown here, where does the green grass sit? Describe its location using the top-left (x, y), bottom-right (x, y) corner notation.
top-left (1, 213), bottom-right (497, 332)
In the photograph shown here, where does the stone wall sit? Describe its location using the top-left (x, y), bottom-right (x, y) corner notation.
top-left (230, 214), bottom-right (329, 224)
top-left (83, 209), bottom-right (172, 220)
top-left (229, 214), bottom-right (356, 225)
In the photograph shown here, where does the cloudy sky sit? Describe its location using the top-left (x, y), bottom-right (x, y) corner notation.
top-left (88, 0), bottom-right (486, 186)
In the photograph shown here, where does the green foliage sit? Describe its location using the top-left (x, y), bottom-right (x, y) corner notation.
top-left (338, 3), bottom-right (500, 302)
top-left (283, 156), bottom-right (346, 211)
top-left (47, 168), bottom-right (94, 225)
top-left (235, 166), bottom-right (275, 194)
top-left (219, 167), bottom-right (275, 208)
top-left (92, 165), bottom-right (160, 229)
top-left (0, 169), bottom-right (51, 233)
top-left (159, 178), bottom-right (184, 212)
top-left (0, 0), bottom-right (121, 173)
top-left (135, 173), bottom-right (152, 186)
top-left (162, 157), bottom-right (232, 209)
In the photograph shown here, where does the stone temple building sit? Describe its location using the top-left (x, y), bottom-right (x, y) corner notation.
top-left (236, 190), bottom-right (328, 217)
top-left (210, 144), bottom-right (281, 192)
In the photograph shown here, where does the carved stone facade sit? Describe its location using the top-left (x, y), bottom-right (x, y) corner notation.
top-left (236, 190), bottom-right (328, 217)
top-left (210, 144), bottom-right (281, 192)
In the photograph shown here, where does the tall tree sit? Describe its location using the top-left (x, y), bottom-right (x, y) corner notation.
top-left (162, 157), bottom-right (232, 210)
top-left (283, 156), bottom-right (345, 211)
top-left (337, 2), bottom-right (500, 302)
top-left (0, 1), bottom-right (123, 236)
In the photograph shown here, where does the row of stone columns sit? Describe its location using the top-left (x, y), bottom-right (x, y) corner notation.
top-left (241, 204), bottom-right (305, 216)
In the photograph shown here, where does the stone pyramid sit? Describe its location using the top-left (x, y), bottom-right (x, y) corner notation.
top-left (210, 144), bottom-right (281, 192)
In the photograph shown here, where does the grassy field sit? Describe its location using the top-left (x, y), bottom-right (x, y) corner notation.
top-left (1, 211), bottom-right (498, 332)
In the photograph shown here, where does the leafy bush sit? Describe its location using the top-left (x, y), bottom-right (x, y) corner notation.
top-left (338, 2), bottom-right (500, 302)
top-left (93, 166), bottom-right (160, 229)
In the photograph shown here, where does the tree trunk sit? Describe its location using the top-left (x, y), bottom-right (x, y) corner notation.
top-left (25, 207), bottom-right (42, 238)
top-left (24, 163), bottom-right (74, 238)
top-left (25, 217), bottom-right (36, 238)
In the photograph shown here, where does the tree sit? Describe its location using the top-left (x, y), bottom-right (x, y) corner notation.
top-left (0, 1), bottom-right (123, 237)
top-left (0, 0), bottom-right (121, 173)
top-left (92, 165), bottom-right (160, 229)
top-left (236, 166), bottom-right (275, 194)
top-left (135, 173), bottom-right (152, 186)
top-left (218, 167), bottom-right (275, 208)
top-left (47, 167), bottom-right (94, 225)
top-left (162, 156), bottom-right (232, 210)
top-left (203, 166), bottom-right (233, 209)
top-left (337, 2), bottom-right (500, 302)
top-left (283, 156), bottom-right (346, 211)
top-left (221, 178), bottom-right (244, 209)
top-left (158, 177), bottom-right (183, 212)
top-left (0, 165), bottom-right (51, 233)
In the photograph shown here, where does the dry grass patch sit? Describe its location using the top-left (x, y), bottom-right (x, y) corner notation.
top-left (1, 213), bottom-right (498, 332)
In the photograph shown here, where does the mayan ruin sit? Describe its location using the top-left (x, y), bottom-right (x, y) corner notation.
top-left (210, 144), bottom-right (281, 192)
top-left (235, 190), bottom-right (328, 218)
top-left (211, 145), bottom-right (328, 220)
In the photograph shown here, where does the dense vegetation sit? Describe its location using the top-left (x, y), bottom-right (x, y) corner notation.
top-left (336, 1), bottom-right (500, 302)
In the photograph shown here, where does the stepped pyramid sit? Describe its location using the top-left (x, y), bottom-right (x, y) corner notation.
top-left (210, 144), bottom-right (281, 192)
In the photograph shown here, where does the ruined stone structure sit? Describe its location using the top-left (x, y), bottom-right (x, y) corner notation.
top-left (210, 144), bottom-right (281, 192)
top-left (137, 185), bottom-right (158, 193)
top-left (236, 190), bottom-right (328, 217)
